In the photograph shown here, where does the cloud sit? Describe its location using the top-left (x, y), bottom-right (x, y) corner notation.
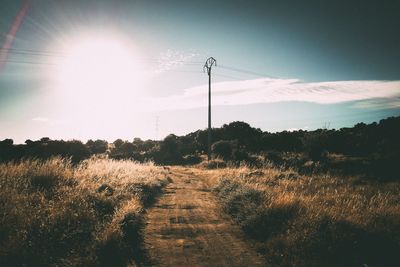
top-left (352, 97), bottom-right (400, 110)
top-left (154, 49), bottom-right (199, 74)
top-left (148, 78), bottom-right (400, 111)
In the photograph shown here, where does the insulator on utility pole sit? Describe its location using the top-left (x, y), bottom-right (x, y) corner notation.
top-left (203, 57), bottom-right (217, 162)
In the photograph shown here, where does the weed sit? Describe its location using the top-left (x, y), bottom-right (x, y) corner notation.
top-left (0, 157), bottom-right (168, 266)
top-left (211, 165), bottom-right (400, 266)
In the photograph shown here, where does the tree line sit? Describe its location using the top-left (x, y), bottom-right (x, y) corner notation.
top-left (1, 116), bottom-right (399, 178)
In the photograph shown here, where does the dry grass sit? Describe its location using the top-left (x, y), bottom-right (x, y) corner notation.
top-left (207, 165), bottom-right (400, 266)
top-left (0, 157), bottom-right (169, 267)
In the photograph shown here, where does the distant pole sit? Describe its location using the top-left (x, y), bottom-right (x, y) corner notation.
top-left (204, 57), bottom-right (217, 161)
top-left (155, 116), bottom-right (159, 140)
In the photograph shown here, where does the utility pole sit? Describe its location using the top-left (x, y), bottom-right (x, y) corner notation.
top-left (204, 57), bottom-right (217, 161)
top-left (155, 116), bottom-right (159, 140)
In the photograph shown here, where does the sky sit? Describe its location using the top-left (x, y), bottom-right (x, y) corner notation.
top-left (0, 0), bottom-right (399, 143)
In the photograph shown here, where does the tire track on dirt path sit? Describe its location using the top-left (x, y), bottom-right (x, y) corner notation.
top-left (144, 167), bottom-right (266, 266)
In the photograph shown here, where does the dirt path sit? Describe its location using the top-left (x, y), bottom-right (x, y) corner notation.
top-left (144, 167), bottom-right (266, 266)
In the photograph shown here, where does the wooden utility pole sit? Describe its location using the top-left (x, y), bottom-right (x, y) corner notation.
top-left (204, 57), bottom-right (216, 161)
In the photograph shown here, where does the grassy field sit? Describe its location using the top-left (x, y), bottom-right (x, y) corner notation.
top-left (0, 157), bottom-right (169, 266)
top-left (206, 164), bottom-right (400, 266)
top-left (1, 156), bottom-right (399, 267)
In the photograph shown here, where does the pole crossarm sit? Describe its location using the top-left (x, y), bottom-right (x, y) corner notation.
top-left (203, 57), bottom-right (217, 75)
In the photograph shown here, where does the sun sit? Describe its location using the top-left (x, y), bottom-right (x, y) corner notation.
top-left (57, 37), bottom-right (141, 100)
top-left (46, 34), bottom-right (150, 140)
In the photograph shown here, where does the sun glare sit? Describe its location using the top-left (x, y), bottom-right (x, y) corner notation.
top-left (47, 35), bottom-right (148, 140)
top-left (57, 37), bottom-right (141, 99)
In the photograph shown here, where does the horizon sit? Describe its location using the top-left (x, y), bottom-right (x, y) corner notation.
top-left (4, 115), bottom-right (398, 145)
top-left (1, 0), bottom-right (400, 143)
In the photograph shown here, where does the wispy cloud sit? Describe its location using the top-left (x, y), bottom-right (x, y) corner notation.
top-left (352, 97), bottom-right (400, 110)
top-left (148, 78), bottom-right (400, 111)
top-left (154, 49), bottom-right (199, 73)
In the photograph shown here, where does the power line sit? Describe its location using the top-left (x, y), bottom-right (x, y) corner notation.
top-left (0, 48), bottom-right (279, 79)
top-left (160, 70), bottom-right (202, 73)
top-left (218, 64), bottom-right (280, 79)
top-left (0, 47), bottom-right (205, 65)
top-left (0, 49), bottom-right (397, 105)
top-left (1, 58), bottom-right (395, 102)
top-left (0, 47), bottom-right (65, 56)
top-left (0, 59), bottom-right (57, 66)
top-left (213, 72), bottom-right (242, 80)
top-left (0, 58), bottom-right (204, 69)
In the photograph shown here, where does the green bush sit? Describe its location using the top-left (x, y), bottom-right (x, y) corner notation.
top-left (212, 140), bottom-right (234, 160)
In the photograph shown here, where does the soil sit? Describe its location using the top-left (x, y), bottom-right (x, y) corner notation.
top-left (144, 167), bottom-right (266, 266)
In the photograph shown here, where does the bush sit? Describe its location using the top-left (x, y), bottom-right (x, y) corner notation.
top-left (29, 174), bottom-right (59, 191)
top-left (232, 149), bottom-right (250, 162)
top-left (203, 159), bottom-right (227, 169)
top-left (214, 178), bottom-right (300, 241)
top-left (183, 154), bottom-right (202, 165)
top-left (212, 140), bottom-right (234, 160)
top-left (370, 152), bottom-right (400, 181)
top-left (303, 131), bottom-right (329, 162)
top-left (152, 135), bottom-right (184, 165)
top-left (267, 217), bottom-right (400, 267)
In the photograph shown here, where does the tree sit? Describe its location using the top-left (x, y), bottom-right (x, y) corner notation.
top-left (154, 134), bottom-right (183, 165)
top-left (40, 137), bottom-right (51, 143)
top-left (87, 139), bottom-right (108, 154)
top-left (0, 139), bottom-right (13, 146)
top-left (113, 139), bottom-right (124, 149)
top-left (119, 142), bottom-right (136, 156)
top-left (221, 121), bottom-right (262, 151)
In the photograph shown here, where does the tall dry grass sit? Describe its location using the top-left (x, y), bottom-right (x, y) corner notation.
top-left (208, 166), bottom-right (400, 266)
top-left (0, 157), bottom-right (169, 267)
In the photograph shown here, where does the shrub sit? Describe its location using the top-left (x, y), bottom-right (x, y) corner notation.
top-left (183, 154), bottom-right (202, 165)
top-left (212, 140), bottom-right (234, 160)
top-left (370, 152), bottom-right (400, 181)
top-left (29, 174), bottom-right (59, 191)
top-left (303, 131), bottom-right (329, 162)
top-left (203, 159), bottom-right (227, 169)
top-left (214, 178), bottom-right (300, 240)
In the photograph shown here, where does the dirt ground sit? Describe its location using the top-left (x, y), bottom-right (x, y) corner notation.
top-left (144, 167), bottom-right (266, 267)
